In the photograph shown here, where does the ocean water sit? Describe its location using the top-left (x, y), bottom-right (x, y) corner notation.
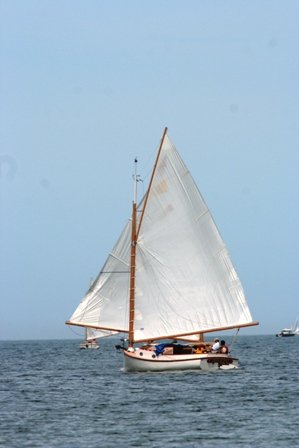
top-left (0, 335), bottom-right (298, 448)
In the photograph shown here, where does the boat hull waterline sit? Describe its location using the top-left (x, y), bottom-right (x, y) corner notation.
top-left (79, 342), bottom-right (100, 349)
top-left (276, 331), bottom-right (296, 337)
top-left (124, 349), bottom-right (238, 372)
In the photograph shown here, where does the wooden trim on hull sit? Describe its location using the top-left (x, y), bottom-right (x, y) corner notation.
top-left (124, 351), bottom-right (237, 364)
top-left (124, 355), bottom-right (237, 365)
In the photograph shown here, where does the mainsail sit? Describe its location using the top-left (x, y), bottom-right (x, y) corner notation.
top-left (67, 131), bottom-right (255, 342)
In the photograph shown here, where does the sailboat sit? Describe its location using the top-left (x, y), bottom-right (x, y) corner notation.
top-left (79, 327), bottom-right (118, 349)
top-left (276, 318), bottom-right (299, 337)
top-left (79, 327), bottom-right (102, 349)
top-left (66, 128), bottom-right (258, 371)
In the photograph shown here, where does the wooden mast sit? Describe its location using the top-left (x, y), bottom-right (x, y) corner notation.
top-left (128, 128), bottom-right (168, 348)
top-left (128, 199), bottom-right (137, 348)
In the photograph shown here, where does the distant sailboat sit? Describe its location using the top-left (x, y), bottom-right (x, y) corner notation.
top-left (79, 328), bottom-right (100, 349)
top-left (276, 318), bottom-right (299, 337)
top-left (66, 128), bottom-right (258, 371)
top-left (79, 327), bottom-right (118, 349)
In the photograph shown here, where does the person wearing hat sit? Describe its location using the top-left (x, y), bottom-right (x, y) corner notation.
top-left (212, 338), bottom-right (220, 352)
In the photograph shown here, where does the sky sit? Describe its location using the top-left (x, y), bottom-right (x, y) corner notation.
top-left (0, 0), bottom-right (298, 340)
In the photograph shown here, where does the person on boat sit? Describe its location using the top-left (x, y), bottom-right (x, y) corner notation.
top-left (211, 338), bottom-right (220, 352)
top-left (219, 340), bottom-right (229, 354)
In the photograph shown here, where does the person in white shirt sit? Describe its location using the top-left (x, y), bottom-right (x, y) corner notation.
top-left (212, 338), bottom-right (220, 352)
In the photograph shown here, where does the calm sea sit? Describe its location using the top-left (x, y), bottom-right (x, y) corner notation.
top-left (0, 335), bottom-right (298, 448)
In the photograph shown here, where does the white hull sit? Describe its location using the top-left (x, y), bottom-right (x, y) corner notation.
top-left (124, 348), bottom-right (238, 372)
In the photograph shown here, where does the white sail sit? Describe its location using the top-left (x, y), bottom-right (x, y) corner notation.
top-left (132, 134), bottom-right (253, 341)
top-left (69, 220), bottom-right (131, 333)
top-left (86, 327), bottom-right (116, 340)
top-left (291, 317), bottom-right (299, 334)
top-left (68, 132), bottom-right (254, 342)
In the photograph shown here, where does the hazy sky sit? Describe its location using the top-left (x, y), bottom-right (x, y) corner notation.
top-left (1, 1), bottom-right (298, 340)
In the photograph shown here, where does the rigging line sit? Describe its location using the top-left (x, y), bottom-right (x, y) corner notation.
top-left (229, 328), bottom-right (240, 352)
top-left (68, 325), bottom-right (84, 338)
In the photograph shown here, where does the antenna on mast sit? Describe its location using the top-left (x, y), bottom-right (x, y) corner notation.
top-left (133, 157), bottom-right (143, 205)
top-left (133, 157), bottom-right (138, 204)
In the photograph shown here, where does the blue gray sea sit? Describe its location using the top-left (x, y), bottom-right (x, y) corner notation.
top-left (0, 335), bottom-right (298, 447)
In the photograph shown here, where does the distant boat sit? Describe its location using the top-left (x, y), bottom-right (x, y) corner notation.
top-left (276, 318), bottom-right (299, 337)
top-left (79, 327), bottom-right (116, 349)
top-left (79, 328), bottom-right (99, 349)
top-left (67, 128), bottom-right (258, 371)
